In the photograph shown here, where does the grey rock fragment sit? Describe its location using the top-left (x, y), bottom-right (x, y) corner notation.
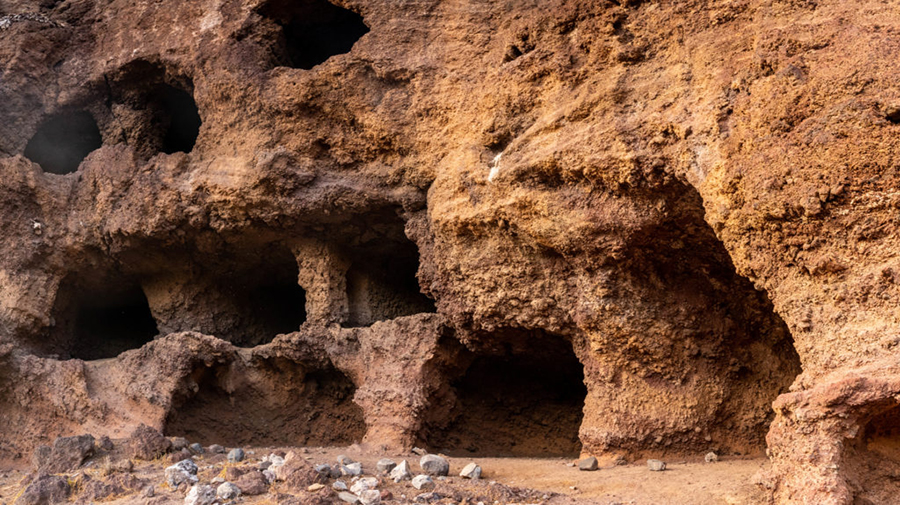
top-left (216, 482), bottom-right (241, 500)
top-left (412, 474), bottom-right (435, 491)
top-left (459, 462), bottom-right (482, 479)
top-left (647, 459), bottom-right (667, 471)
top-left (208, 444), bottom-right (226, 454)
top-left (341, 462), bottom-right (363, 477)
top-left (227, 448), bottom-right (245, 463)
top-left (338, 491), bottom-right (360, 504)
top-left (189, 443), bottom-right (204, 454)
top-left (333, 480), bottom-right (348, 491)
top-left (419, 455), bottom-right (449, 476)
top-left (184, 484), bottom-right (216, 505)
top-left (166, 459), bottom-right (199, 487)
top-left (359, 489), bottom-right (381, 505)
top-left (376, 458), bottom-right (397, 474)
top-left (578, 457), bottom-right (598, 471)
top-left (390, 460), bottom-right (412, 482)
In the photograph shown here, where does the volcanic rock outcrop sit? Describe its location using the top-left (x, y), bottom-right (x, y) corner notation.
top-left (0, 0), bottom-right (897, 503)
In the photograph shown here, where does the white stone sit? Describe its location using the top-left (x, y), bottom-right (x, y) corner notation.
top-left (412, 474), bottom-right (435, 491)
top-left (184, 485), bottom-right (215, 505)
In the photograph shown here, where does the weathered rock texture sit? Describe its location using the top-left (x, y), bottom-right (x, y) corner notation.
top-left (1, 0), bottom-right (898, 503)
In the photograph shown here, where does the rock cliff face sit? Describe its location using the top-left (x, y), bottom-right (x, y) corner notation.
top-left (1, 0), bottom-right (899, 503)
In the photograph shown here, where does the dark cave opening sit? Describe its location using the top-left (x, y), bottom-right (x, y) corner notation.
top-left (424, 330), bottom-right (586, 457)
top-left (108, 62), bottom-right (201, 158)
top-left (260, 0), bottom-right (369, 69)
top-left (841, 404), bottom-right (900, 505)
top-left (342, 234), bottom-right (436, 328)
top-left (164, 358), bottom-right (365, 447)
top-left (24, 111), bottom-right (102, 174)
top-left (42, 275), bottom-right (158, 360)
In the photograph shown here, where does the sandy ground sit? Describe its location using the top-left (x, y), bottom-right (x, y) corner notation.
top-left (0, 445), bottom-right (770, 505)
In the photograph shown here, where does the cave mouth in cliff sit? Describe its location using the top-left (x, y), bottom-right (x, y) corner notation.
top-left (260, 0), bottom-right (369, 69)
top-left (424, 330), bottom-right (586, 457)
top-left (108, 61), bottom-right (201, 157)
top-left (164, 358), bottom-right (365, 446)
top-left (841, 404), bottom-right (900, 504)
top-left (24, 111), bottom-right (102, 174)
top-left (43, 275), bottom-right (158, 360)
top-left (341, 218), bottom-right (436, 328)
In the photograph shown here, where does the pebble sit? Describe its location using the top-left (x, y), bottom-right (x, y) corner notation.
top-left (341, 462), bottom-right (363, 476)
top-left (411, 447), bottom-right (427, 456)
top-left (263, 470), bottom-right (276, 484)
top-left (460, 462), bottom-right (482, 479)
top-left (415, 492), bottom-right (441, 503)
top-left (337, 455), bottom-right (355, 465)
top-left (376, 458), bottom-right (397, 474)
top-left (227, 448), bottom-right (245, 463)
top-left (268, 455), bottom-right (285, 469)
top-left (165, 459), bottom-right (199, 487)
top-left (359, 489), bottom-right (381, 505)
top-left (333, 480), bottom-right (348, 491)
top-left (216, 482), bottom-right (241, 501)
top-left (142, 485), bottom-right (155, 498)
top-left (338, 491), bottom-right (360, 504)
top-left (390, 460), bottom-right (412, 482)
top-left (259, 460), bottom-right (272, 471)
top-left (189, 443), bottom-right (204, 454)
top-left (350, 476), bottom-right (379, 494)
top-left (419, 454), bottom-right (450, 476)
top-left (308, 483), bottom-right (325, 492)
top-left (578, 457), bottom-right (598, 471)
top-left (184, 484), bottom-right (215, 505)
top-left (705, 452), bottom-right (718, 463)
top-left (647, 459), bottom-right (667, 471)
top-left (211, 477), bottom-right (224, 484)
top-left (315, 463), bottom-right (333, 477)
top-left (412, 474), bottom-right (435, 491)
top-left (208, 444), bottom-right (226, 454)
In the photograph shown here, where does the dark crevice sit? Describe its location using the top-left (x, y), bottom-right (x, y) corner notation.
top-left (24, 111), bottom-right (102, 174)
top-left (260, 0), bottom-right (369, 69)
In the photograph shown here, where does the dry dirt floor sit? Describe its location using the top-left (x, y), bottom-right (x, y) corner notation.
top-left (0, 445), bottom-right (770, 505)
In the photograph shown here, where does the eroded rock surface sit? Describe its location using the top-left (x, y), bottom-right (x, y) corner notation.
top-left (1, 0), bottom-right (899, 503)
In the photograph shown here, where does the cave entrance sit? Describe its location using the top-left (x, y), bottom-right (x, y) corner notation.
top-left (841, 404), bottom-right (900, 504)
top-left (43, 274), bottom-right (158, 360)
top-left (24, 111), bottom-right (102, 174)
top-left (260, 0), bottom-right (369, 69)
top-left (424, 330), bottom-right (586, 457)
top-left (108, 62), bottom-right (201, 158)
top-left (341, 216), bottom-right (436, 328)
top-left (164, 358), bottom-right (366, 447)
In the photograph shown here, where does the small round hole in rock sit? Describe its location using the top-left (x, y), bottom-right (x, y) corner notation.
top-left (261, 0), bottom-right (370, 69)
top-left (24, 111), bottom-right (102, 174)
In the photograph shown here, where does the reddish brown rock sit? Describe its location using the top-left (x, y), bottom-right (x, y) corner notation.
top-left (234, 471), bottom-right (269, 496)
top-left (127, 425), bottom-right (171, 461)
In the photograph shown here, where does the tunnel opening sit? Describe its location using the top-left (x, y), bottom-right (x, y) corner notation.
top-left (341, 216), bottom-right (436, 328)
top-left (107, 62), bottom-right (201, 158)
top-left (260, 0), bottom-right (369, 69)
top-left (164, 358), bottom-right (365, 447)
top-left (140, 243), bottom-right (307, 347)
top-left (841, 403), bottom-right (900, 505)
top-left (24, 111), bottom-right (102, 174)
top-left (422, 329), bottom-right (586, 457)
top-left (40, 273), bottom-right (158, 360)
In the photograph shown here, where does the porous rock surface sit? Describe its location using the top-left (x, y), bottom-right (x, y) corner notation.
top-left (0, 0), bottom-right (898, 503)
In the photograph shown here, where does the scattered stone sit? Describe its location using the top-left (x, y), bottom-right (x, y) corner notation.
top-left (223, 466), bottom-right (250, 481)
top-left (338, 491), bottom-right (360, 504)
top-left (390, 460), bottom-right (412, 482)
top-left (14, 474), bottom-right (70, 505)
top-left (376, 458), bottom-right (397, 474)
top-left (112, 459), bottom-right (134, 473)
top-left (212, 477), bottom-right (225, 484)
top-left (189, 443), bottom-right (204, 454)
top-left (315, 463), bottom-right (332, 477)
top-left (308, 483), bottom-right (325, 492)
top-left (208, 444), bottom-right (226, 454)
top-left (273, 451), bottom-right (323, 491)
top-left (613, 455), bottom-right (627, 466)
top-left (81, 473), bottom-right (147, 502)
top-left (171, 437), bottom-right (189, 451)
top-left (227, 448), bottom-right (245, 463)
top-left (142, 485), bottom-right (155, 498)
top-left (459, 462), bottom-right (482, 479)
top-left (412, 474), bottom-right (435, 491)
top-left (216, 482), bottom-right (241, 501)
top-left (419, 455), bottom-right (449, 476)
top-left (411, 447), bottom-right (427, 456)
top-left (128, 425), bottom-right (172, 461)
top-left (33, 434), bottom-right (95, 473)
top-left (99, 436), bottom-right (115, 452)
top-left (705, 452), bottom-right (718, 463)
top-left (380, 490), bottom-right (393, 501)
top-left (578, 457), bottom-right (598, 471)
top-left (184, 484), bottom-right (216, 505)
top-left (263, 470), bottom-right (276, 484)
top-left (341, 462), bottom-right (363, 477)
top-left (337, 454), bottom-right (355, 465)
top-left (333, 480), bottom-right (348, 491)
top-left (235, 470), bottom-right (269, 495)
top-left (647, 459), bottom-right (667, 471)
top-left (350, 476), bottom-right (379, 494)
top-left (359, 489), bottom-right (382, 505)
top-left (259, 460), bottom-right (273, 471)
top-left (415, 492), bottom-right (441, 503)
top-left (165, 459), bottom-right (199, 487)
top-left (167, 448), bottom-right (193, 464)
top-left (269, 454), bottom-right (285, 469)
